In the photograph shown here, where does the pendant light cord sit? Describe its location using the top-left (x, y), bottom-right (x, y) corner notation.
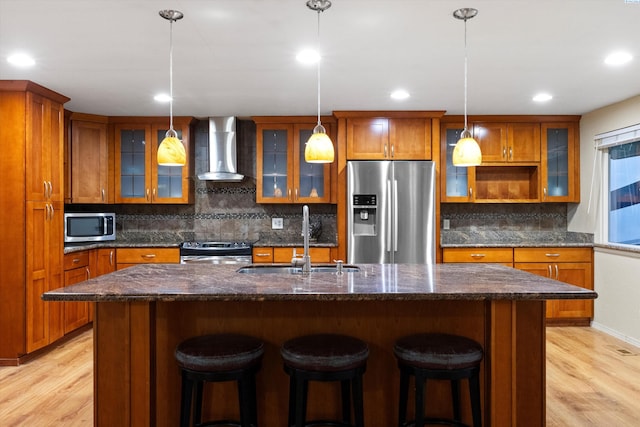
top-left (169, 18), bottom-right (175, 133)
top-left (316, 10), bottom-right (322, 128)
top-left (463, 17), bottom-right (469, 132)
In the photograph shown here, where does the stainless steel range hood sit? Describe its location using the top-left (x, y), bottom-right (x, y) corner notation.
top-left (198, 116), bottom-right (244, 182)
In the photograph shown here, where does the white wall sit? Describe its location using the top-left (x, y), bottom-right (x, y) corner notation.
top-left (569, 94), bottom-right (640, 345)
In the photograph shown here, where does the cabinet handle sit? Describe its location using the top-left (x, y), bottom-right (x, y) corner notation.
top-left (49, 181), bottom-right (53, 199)
top-left (470, 253), bottom-right (486, 259)
top-left (469, 187), bottom-right (473, 198)
top-left (153, 188), bottom-right (156, 201)
top-left (548, 265), bottom-right (552, 277)
top-left (288, 188), bottom-right (292, 200)
top-left (86, 267), bottom-right (91, 279)
top-left (141, 254), bottom-right (156, 259)
top-left (503, 147), bottom-right (507, 159)
top-left (109, 250), bottom-right (114, 266)
top-left (543, 187), bottom-right (547, 200)
top-left (49, 203), bottom-right (55, 220)
top-left (295, 188), bottom-right (298, 201)
top-left (43, 181), bottom-right (48, 199)
top-left (391, 143), bottom-right (395, 158)
top-left (72, 258), bottom-right (81, 264)
top-left (384, 144), bottom-right (388, 158)
top-left (102, 188), bottom-right (106, 202)
top-left (555, 264), bottom-right (559, 280)
top-left (509, 147), bottom-right (513, 160)
top-left (255, 253), bottom-right (270, 257)
top-left (545, 253), bottom-right (560, 258)
top-left (146, 188), bottom-right (150, 201)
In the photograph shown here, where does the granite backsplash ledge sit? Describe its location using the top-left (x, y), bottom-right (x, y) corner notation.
top-left (441, 230), bottom-right (594, 247)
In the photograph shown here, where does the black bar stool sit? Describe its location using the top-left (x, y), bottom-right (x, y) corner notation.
top-left (175, 333), bottom-right (264, 427)
top-left (393, 333), bottom-right (483, 427)
top-left (281, 333), bottom-right (369, 427)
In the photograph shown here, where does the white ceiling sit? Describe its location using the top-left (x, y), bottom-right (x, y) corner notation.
top-left (1, 0), bottom-right (639, 119)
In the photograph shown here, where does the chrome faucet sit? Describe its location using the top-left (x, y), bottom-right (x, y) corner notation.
top-left (291, 205), bottom-right (311, 274)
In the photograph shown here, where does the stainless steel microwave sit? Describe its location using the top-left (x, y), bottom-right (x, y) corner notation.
top-left (64, 212), bottom-right (116, 243)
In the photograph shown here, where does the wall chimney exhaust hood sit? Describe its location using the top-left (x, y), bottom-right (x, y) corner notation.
top-left (198, 116), bottom-right (245, 182)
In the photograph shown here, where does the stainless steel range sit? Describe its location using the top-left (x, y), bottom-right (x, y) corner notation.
top-left (179, 241), bottom-right (253, 264)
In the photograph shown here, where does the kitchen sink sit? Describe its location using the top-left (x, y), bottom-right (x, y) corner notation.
top-left (236, 265), bottom-right (360, 274)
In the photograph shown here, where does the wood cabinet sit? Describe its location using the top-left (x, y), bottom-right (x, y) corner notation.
top-left (93, 248), bottom-right (116, 277)
top-left (254, 116), bottom-right (334, 203)
top-left (442, 247), bottom-right (513, 267)
top-left (116, 248), bottom-right (180, 270)
top-left (113, 117), bottom-right (194, 204)
top-left (440, 116), bottom-right (580, 204)
top-left (541, 122), bottom-right (580, 202)
top-left (345, 117), bottom-right (432, 160)
top-left (68, 113), bottom-right (111, 203)
top-left (1, 81), bottom-right (69, 363)
top-left (514, 247), bottom-right (593, 325)
top-left (63, 251), bottom-right (90, 334)
top-left (473, 122), bottom-right (540, 163)
top-left (25, 201), bottom-right (64, 353)
top-left (253, 247), bottom-right (332, 263)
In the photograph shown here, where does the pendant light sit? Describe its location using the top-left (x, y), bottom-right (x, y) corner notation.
top-left (157, 9), bottom-right (186, 167)
top-left (452, 8), bottom-right (482, 167)
top-left (304, 0), bottom-right (335, 164)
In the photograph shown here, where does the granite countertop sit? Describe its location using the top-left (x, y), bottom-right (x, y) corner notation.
top-left (64, 241), bottom-right (181, 254)
top-left (440, 230), bottom-right (594, 248)
top-left (43, 263), bottom-right (597, 303)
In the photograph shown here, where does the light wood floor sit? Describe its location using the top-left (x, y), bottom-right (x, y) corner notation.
top-left (1, 327), bottom-right (639, 426)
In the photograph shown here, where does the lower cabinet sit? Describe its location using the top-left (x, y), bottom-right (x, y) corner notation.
top-left (116, 247), bottom-right (180, 270)
top-left (514, 247), bottom-right (593, 325)
top-left (253, 247), bottom-right (332, 263)
top-left (63, 251), bottom-right (91, 334)
top-left (442, 246), bottom-right (594, 324)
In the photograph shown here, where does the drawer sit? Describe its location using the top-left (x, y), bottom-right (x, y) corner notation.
top-left (252, 247), bottom-right (273, 263)
top-left (273, 247), bottom-right (331, 263)
top-left (443, 248), bottom-right (513, 264)
top-left (513, 247), bottom-right (592, 263)
top-left (64, 251), bottom-right (90, 270)
top-left (116, 248), bottom-right (179, 264)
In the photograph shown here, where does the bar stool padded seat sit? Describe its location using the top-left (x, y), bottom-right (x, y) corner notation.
top-left (175, 333), bottom-right (264, 427)
top-left (281, 334), bottom-right (369, 427)
top-left (394, 333), bottom-right (483, 427)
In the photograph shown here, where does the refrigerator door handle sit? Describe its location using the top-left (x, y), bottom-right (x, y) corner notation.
top-left (387, 179), bottom-right (392, 253)
top-left (394, 179), bottom-right (398, 252)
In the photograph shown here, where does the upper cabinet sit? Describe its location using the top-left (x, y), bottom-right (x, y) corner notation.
top-left (112, 116), bottom-right (194, 204)
top-left (473, 122), bottom-right (540, 163)
top-left (345, 116), bottom-right (433, 160)
top-left (541, 122), bottom-right (579, 202)
top-left (254, 116), bottom-right (334, 204)
top-left (26, 91), bottom-right (66, 202)
top-left (67, 113), bottom-right (111, 203)
top-left (441, 116), bottom-right (580, 203)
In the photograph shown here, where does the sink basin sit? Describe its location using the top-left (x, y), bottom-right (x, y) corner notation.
top-left (236, 265), bottom-right (360, 274)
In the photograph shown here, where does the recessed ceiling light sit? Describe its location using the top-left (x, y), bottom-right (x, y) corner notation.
top-left (533, 93), bottom-right (553, 102)
top-left (296, 49), bottom-right (320, 65)
top-left (604, 51), bottom-right (632, 66)
top-left (390, 89), bottom-right (410, 100)
top-left (7, 53), bottom-right (35, 67)
top-left (154, 93), bottom-right (172, 103)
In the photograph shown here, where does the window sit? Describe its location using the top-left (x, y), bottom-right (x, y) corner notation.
top-left (608, 141), bottom-right (640, 245)
top-left (596, 124), bottom-right (640, 246)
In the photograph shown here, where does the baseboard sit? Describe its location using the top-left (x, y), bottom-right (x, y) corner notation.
top-left (591, 321), bottom-right (640, 349)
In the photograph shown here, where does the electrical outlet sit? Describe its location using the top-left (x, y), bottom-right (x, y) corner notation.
top-left (272, 217), bottom-right (283, 230)
top-left (443, 219), bottom-right (450, 230)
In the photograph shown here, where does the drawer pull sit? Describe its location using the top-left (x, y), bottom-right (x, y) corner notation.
top-left (470, 253), bottom-right (486, 259)
top-left (255, 253), bottom-right (270, 257)
top-left (141, 254), bottom-right (156, 259)
top-left (72, 258), bottom-right (81, 264)
top-left (545, 253), bottom-right (560, 258)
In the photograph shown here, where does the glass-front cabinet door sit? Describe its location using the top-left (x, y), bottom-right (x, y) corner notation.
top-left (441, 122), bottom-right (475, 202)
top-left (257, 126), bottom-right (293, 202)
top-left (116, 124), bottom-right (151, 203)
top-left (541, 122), bottom-right (578, 202)
top-left (255, 118), bottom-right (332, 204)
top-left (114, 118), bottom-right (193, 204)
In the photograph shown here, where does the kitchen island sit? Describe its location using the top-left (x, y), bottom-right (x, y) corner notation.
top-left (43, 263), bottom-right (596, 427)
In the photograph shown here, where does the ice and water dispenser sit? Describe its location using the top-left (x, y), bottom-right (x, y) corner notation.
top-left (351, 194), bottom-right (377, 236)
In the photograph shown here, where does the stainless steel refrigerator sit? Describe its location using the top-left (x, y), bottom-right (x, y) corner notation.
top-left (347, 160), bottom-right (435, 264)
